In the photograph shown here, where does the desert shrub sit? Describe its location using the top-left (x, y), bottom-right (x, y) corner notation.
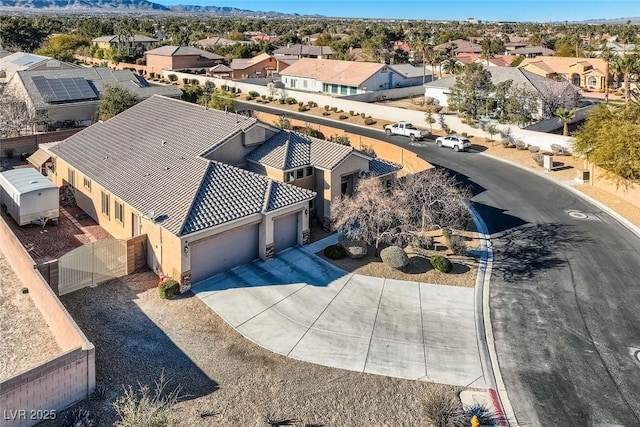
top-left (330, 134), bottom-right (351, 146)
top-left (502, 139), bottom-right (516, 148)
top-left (381, 246), bottom-right (410, 269)
top-left (248, 91), bottom-right (260, 97)
top-left (425, 96), bottom-right (436, 105)
top-left (279, 98), bottom-right (286, 104)
top-left (62, 408), bottom-right (96, 427)
top-left (331, 106), bottom-right (338, 112)
top-left (267, 96), bottom-right (273, 101)
top-left (285, 97), bottom-right (297, 104)
top-left (364, 118), bottom-right (377, 125)
top-left (182, 78), bottom-right (189, 85)
top-left (245, 95), bottom-right (254, 100)
top-left (423, 387), bottom-right (465, 427)
top-left (464, 404), bottom-right (497, 426)
top-left (190, 79), bottom-right (199, 85)
top-left (449, 235), bottom-right (467, 256)
top-left (149, 72), bottom-right (156, 79)
top-left (113, 374), bottom-right (182, 427)
top-left (158, 279), bottom-right (180, 299)
top-left (324, 105), bottom-right (330, 111)
top-left (461, 132), bottom-right (468, 137)
top-left (515, 139), bottom-right (527, 150)
top-left (442, 228), bottom-right (452, 241)
top-left (298, 101), bottom-right (304, 107)
top-left (20, 152), bottom-right (30, 161)
top-left (298, 105), bottom-right (308, 111)
top-left (324, 244), bottom-right (347, 260)
top-left (261, 94), bottom-right (267, 100)
top-left (167, 74), bottom-right (177, 82)
top-left (338, 235), bottom-right (367, 258)
top-left (349, 110), bottom-right (355, 116)
top-left (90, 385), bottom-right (107, 401)
top-left (528, 145), bottom-right (540, 153)
top-left (411, 234), bottom-right (434, 250)
top-left (430, 255), bottom-right (453, 273)
top-left (307, 100), bottom-right (315, 107)
top-left (360, 112), bottom-right (366, 118)
top-left (322, 111), bottom-right (331, 116)
top-left (339, 114), bottom-right (348, 120)
top-left (532, 152), bottom-right (545, 167)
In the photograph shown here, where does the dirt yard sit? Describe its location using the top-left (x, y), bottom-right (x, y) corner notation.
top-left (0, 251), bottom-right (61, 381)
top-left (319, 230), bottom-right (481, 288)
top-left (2, 205), bottom-right (111, 264)
top-left (41, 271), bottom-right (458, 427)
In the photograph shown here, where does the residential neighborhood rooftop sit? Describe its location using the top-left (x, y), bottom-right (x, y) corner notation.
top-left (92, 35), bottom-right (158, 43)
top-left (280, 58), bottom-right (385, 86)
top-left (145, 45), bottom-right (224, 60)
top-left (50, 96), bottom-right (314, 236)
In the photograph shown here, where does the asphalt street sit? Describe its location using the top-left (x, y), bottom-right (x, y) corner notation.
top-left (240, 101), bottom-right (640, 426)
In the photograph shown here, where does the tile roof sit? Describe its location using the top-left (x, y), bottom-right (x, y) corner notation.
top-left (280, 58), bottom-right (384, 87)
top-left (368, 158), bottom-right (401, 176)
top-left (246, 130), bottom-right (354, 170)
top-left (14, 67), bottom-right (182, 108)
top-left (51, 96), bottom-right (313, 236)
top-left (92, 35), bottom-right (158, 43)
top-left (273, 45), bottom-right (335, 56)
top-left (145, 46), bottom-right (224, 60)
top-left (230, 53), bottom-right (273, 70)
top-left (181, 161), bottom-right (314, 235)
top-left (435, 39), bottom-right (482, 53)
top-left (519, 56), bottom-right (608, 74)
top-left (388, 63), bottom-right (430, 78)
top-left (510, 46), bottom-right (555, 56)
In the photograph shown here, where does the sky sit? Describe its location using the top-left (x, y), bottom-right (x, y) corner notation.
top-left (157, 0), bottom-right (640, 22)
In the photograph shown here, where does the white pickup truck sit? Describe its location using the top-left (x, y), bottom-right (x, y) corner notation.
top-left (384, 121), bottom-right (429, 141)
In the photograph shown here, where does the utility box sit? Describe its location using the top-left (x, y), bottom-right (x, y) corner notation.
top-left (543, 154), bottom-right (553, 172)
top-left (0, 168), bottom-right (59, 226)
top-left (577, 169), bottom-right (591, 183)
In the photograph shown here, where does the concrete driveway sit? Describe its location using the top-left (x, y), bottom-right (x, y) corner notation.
top-left (192, 243), bottom-right (485, 387)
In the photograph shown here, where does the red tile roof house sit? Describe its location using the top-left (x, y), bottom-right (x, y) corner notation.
top-left (434, 39), bottom-right (483, 54)
top-left (229, 53), bottom-right (293, 79)
top-left (145, 46), bottom-right (225, 75)
top-left (46, 96), bottom-right (399, 288)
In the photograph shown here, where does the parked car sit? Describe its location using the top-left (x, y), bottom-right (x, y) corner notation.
top-left (435, 135), bottom-right (472, 152)
top-left (384, 121), bottom-right (429, 141)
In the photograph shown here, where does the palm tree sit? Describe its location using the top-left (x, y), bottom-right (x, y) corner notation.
top-left (409, 34), bottom-right (430, 85)
top-left (481, 38), bottom-right (495, 66)
top-left (555, 108), bottom-right (575, 136)
top-left (599, 43), bottom-right (615, 100)
top-left (442, 57), bottom-right (462, 75)
top-left (612, 54), bottom-right (640, 103)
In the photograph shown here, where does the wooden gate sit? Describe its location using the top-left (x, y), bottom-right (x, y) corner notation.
top-left (58, 238), bottom-right (127, 295)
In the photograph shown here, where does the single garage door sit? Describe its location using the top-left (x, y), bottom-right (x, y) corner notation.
top-left (190, 223), bottom-right (259, 284)
top-left (273, 212), bottom-right (298, 253)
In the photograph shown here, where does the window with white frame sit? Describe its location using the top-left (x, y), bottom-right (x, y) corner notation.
top-left (114, 200), bottom-right (124, 223)
top-left (67, 168), bottom-right (75, 187)
top-left (587, 76), bottom-right (597, 87)
top-left (101, 191), bottom-right (110, 217)
top-left (83, 177), bottom-right (91, 190)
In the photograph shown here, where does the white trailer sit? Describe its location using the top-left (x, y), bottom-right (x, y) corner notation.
top-left (0, 168), bottom-right (59, 226)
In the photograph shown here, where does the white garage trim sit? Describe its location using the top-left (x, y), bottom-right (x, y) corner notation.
top-left (190, 223), bottom-right (259, 284)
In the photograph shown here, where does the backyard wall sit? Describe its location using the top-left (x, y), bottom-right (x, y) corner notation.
top-left (0, 216), bottom-right (95, 427)
top-left (0, 129), bottom-right (84, 161)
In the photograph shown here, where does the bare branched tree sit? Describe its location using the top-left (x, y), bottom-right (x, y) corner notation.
top-left (331, 177), bottom-right (412, 252)
top-left (0, 90), bottom-right (48, 138)
top-left (536, 78), bottom-right (581, 119)
top-left (331, 170), bottom-right (471, 252)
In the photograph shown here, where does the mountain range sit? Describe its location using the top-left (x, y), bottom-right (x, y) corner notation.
top-left (0, 0), bottom-right (295, 16)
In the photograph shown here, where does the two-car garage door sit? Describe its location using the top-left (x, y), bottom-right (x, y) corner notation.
top-left (190, 223), bottom-right (259, 284)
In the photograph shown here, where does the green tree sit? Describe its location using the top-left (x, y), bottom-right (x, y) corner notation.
top-left (35, 34), bottom-right (89, 62)
top-left (442, 58), bottom-right (462, 75)
top-left (573, 104), bottom-right (640, 185)
top-left (599, 43), bottom-right (616, 100)
top-left (448, 63), bottom-right (494, 121)
top-left (207, 91), bottom-right (236, 112)
top-left (181, 85), bottom-right (204, 103)
top-left (0, 17), bottom-right (49, 52)
top-left (554, 108), bottom-right (576, 136)
top-left (612, 54), bottom-right (640, 104)
top-left (98, 85), bottom-right (139, 121)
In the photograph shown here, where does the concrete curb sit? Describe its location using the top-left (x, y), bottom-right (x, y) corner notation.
top-left (469, 205), bottom-right (515, 426)
top-left (479, 152), bottom-right (640, 240)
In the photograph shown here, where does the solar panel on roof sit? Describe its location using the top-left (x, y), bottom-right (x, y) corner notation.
top-left (32, 76), bottom-right (99, 104)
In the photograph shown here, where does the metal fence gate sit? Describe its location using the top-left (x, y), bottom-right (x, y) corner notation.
top-left (58, 238), bottom-right (127, 295)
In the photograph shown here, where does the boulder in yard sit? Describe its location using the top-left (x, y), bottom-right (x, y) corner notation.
top-left (338, 235), bottom-right (368, 259)
top-left (380, 246), bottom-right (410, 269)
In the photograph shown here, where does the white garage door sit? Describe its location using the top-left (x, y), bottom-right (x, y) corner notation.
top-left (273, 212), bottom-right (298, 253)
top-left (190, 223), bottom-right (259, 284)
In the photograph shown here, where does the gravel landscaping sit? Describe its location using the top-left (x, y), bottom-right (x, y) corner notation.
top-left (0, 251), bottom-right (61, 381)
top-left (43, 271), bottom-right (459, 427)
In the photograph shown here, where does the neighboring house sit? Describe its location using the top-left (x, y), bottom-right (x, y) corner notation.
top-left (5, 67), bottom-right (182, 129)
top-left (45, 95), bottom-right (316, 287)
top-left (593, 40), bottom-right (639, 56)
top-left (145, 46), bottom-right (225, 74)
top-left (229, 53), bottom-right (293, 79)
top-left (249, 33), bottom-right (279, 43)
top-left (91, 35), bottom-right (158, 51)
top-left (454, 53), bottom-right (519, 67)
top-left (387, 63), bottom-right (433, 86)
top-left (273, 44), bottom-right (335, 59)
top-left (434, 39), bottom-right (483, 54)
top-left (207, 64), bottom-right (233, 78)
top-left (519, 56), bottom-right (610, 91)
top-left (424, 66), bottom-right (580, 118)
top-left (195, 36), bottom-right (246, 49)
top-left (506, 46), bottom-right (555, 58)
top-left (280, 58), bottom-right (426, 95)
top-left (0, 52), bottom-right (80, 83)
top-left (246, 130), bottom-right (400, 221)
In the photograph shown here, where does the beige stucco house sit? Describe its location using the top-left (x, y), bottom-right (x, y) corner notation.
top-left (145, 46), bottom-right (225, 75)
top-left (519, 56), bottom-right (611, 92)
